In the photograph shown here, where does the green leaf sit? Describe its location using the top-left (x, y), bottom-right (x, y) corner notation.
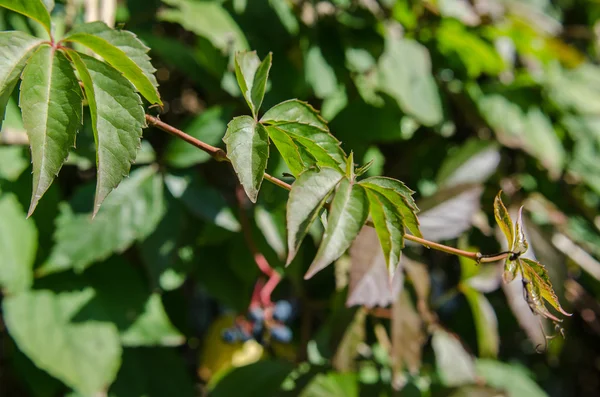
top-left (286, 167), bottom-right (344, 265)
top-left (461, 286), bottom-right (499, 358)
top-left (366, 189), bottom-right (404, 281)
top-left (476, 359), bottom-right (548, 397)
top-left (521, 257), bottom-right (571, 320)
top-left (39, 166), bottom-right (165, 275)
top-left (68, 50), bottom-right (145, 213)
top-left (223, 115), bottom-right (269, 202)
top-left (234, 51), bottom-right (272, 118)
top-left (158, 0), bottom-right (249, 52)
top-left (301, 372), bottom-right (359, 397)
top-left (305, 44), bottom-right (338, 99)
top-left (0, 146), bottom-right (29, 181)
top-left (265, 125), bottom-right (310, 176)
top-left (3, 289), bottom-right (122, 395)
top-left (0, 31), bottom-right (43, 129)
top-left (0, 0), bottom-right (51, 37)
top-left (262, 100), bottom-right (346, 171)
top-left (359, 176), bottom-right (422, 238)
top-left (493, 191), bottom-right (514, 251)
top-left (305, 179), bottom-right (369, 279)
top-left (432, 328), bottom-right (476, 387)
top-left (514, 207), bottom-right (528, 254)
top-left (210, 360), bottom-right (294, 397)
top-left (378, 37), bottom-right (443, 126)
top-left (63, 22), bottom-right (161, 105)
top-left (20, 45), bottom-right (83, 216)
top-left (164, 106), bottom-right (233, 168)
top-left (0, 193), bottom-right (37, 295)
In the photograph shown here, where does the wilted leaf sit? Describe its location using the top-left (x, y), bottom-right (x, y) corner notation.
top-left (234, 51), bottom-right (272, 117)
top-left (286, 167), bottom-right (343, 265)
top-left (0, 0), bottom-right (51, 36)
top-left (63, 22), bottom-right (161, 105)
top-left (461, 286), bottom-right (499, 358)
top-left (20, 45), bottom-right (83, 216)
top-left (379, 37), bottom-right (443, 126)
top-left (223, 115), bottom-right (269, 202)
top-left (40, 166), bottom-right (165, 275)
top-left (392, 291), bottom-right (425, 375)
top-left (305, 179), bottom-right (369, 279)
top-left (432, 328), bottom-right (477, 387)
top-left (0, 193), bottom-right (37, 295)
top-left (3, 289), bottom-right (121, 395)
top-left (68, 51), bottom-right (145, 214)
top-left (0, 31), bottom-right (43, 129)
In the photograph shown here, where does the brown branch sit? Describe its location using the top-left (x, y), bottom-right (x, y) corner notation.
top-left (147, 113), bottom-right (512, 264)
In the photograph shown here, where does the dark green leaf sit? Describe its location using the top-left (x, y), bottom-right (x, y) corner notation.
top-left (0, 0), bottom-right (51, 36)
top-left (234, 51), bottom-right (272, 117)
top-left (20, 45), bottom-right (83, 216)
top-left (210, 360), bottom-right (294, 397)
top-left (223, 115), bottom-right (269, 202)
top-left (305, 179), bottom-right (369, 279)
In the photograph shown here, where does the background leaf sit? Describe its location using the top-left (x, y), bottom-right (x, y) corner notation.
top-left (0, 0), bottom-right (51, 36)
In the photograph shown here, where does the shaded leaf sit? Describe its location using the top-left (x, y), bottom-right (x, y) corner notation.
top-left (234, 51), bottom-right (272, 117)
top-left (476, 359), bottom-right (548, 397)
top-left (210, 360), bottom-right (294, 397)
top-left (0, 0), bottom-right (51, 36)
top-left (40, 166), bottom-right (165, 275)
top-left (0, 147), bottom-right (28, 181)
top-left (68, 51), bottom-right (145, 214)
top-left (3, 289), bottom-right (121, 395)
top-left (0, 31), bottom-right (43, 129)
top-left (20, 45), bottom-right (83, 216)
top-left (301, 372), bottom-right (359, 397)
top-left (432, 328), bottom-right (477, 387)
top-left (436, 139), bottom-right (500, 187)
top-left (346, 227), bottom-right (404, 308)
top-left (305, 179), bottom-right (369, 279)
top-left (63, 22), bottom-right (161, 105)
top-left (392, 291), bottom-right (425, 375)
top-left (461, 286), bottom-right (499, 358)
top-left (0, 193), bottom-right (37, 295)
top-left (333, 307), bottom-right (366, 372)
top-left (223, 115), bottom-right (269, 202)
top-left (286, 167), bottom-right (343, 265)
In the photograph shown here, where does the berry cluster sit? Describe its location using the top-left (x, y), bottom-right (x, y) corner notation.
top-left (221, 300), bottom-right (294, 344)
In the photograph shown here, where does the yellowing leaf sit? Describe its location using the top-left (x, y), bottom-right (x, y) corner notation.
top-left (493, 191), bottom-right (514, 251)
top-left (521, 258), bottom-right (571, 319)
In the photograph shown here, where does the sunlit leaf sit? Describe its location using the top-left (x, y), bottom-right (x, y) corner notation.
top-left (63, 22), bottom-right (161, 105)
top-left (432, 328), bottom-right (477, 387)
top-left (476, 359), bottom-right (548, 397)
top-left (305, 179), bottom-right (369, 279)
top-left (461, 286), bottom-right (499, 358)
top-left (301, 372), bottom-right (359, 397)
top-left (494, 191), bottom-right (514, 250)
top-left (223, 115), bottom-right (269, 202)
top-left (20, 45), bottom-right (83, 216)
top-left (0, 193), bottom-right (37, 295)
top-left (514, 207), bottom-right (529, 254)
top-left (286, 167), bottom-right (344, 265)
top-left (436, 139), bottom-right (500, 187)
top-left (521, 258), bottom-right (571, 319)
top-left (234, 51), bottom-right (272, 117)
top-left (0, 0), bottom-right (51, 36)
top-left (0, 31), bottom-right (43, 129)
top-left (68, 50), bottom-right (145, 214)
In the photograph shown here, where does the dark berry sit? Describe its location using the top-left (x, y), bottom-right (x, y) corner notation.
top-left (271, 325), bottom-right (292, 343)
top-left (273, 300), bottom-right (293, 322)
top-left (239, 329), bottom-right (252, 342)
top-left (248, 307), bottom-right (264, 322)
top-left (252, 321), bottom-right (264, 337)
top-left (221, 328), bottom-right (238, 343)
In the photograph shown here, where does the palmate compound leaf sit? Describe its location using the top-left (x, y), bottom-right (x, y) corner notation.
top-left (62, 21), bottom-right (161, 106)
top-left (223, 115), bottom-right (269, 202)
top-left (261, 99), bottom-right (347, 176)
top-left (0, 0), bottom-right (52, 37)
top-left (38, 166), bottom-right (165, 275)
top-left (305, 178), bottom-right (370, 279)
top-left (234, 51), bottom-right (272, 118)
top-left (67, 50), bottom-right (145, 214)
top-left (359, 176), bottom-right (422, 238)
top-left (0, 31), bottom-right (44, 129)
top-left (19, 45), bottom-right (83, 216)
top-left (286, 167), bottom-right (344, 265)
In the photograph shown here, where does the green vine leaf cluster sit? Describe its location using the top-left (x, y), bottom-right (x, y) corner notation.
top-left (0, 0), bottom-right (161, 216)
top-left (226, 51), bottom-right (422, 281)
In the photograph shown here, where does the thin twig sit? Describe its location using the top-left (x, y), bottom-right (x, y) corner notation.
top-left (147, 113), bottom-right (512, 264)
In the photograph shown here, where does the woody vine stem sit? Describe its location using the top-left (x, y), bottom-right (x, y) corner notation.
top-left (146, 114), bottom-right (515, 269)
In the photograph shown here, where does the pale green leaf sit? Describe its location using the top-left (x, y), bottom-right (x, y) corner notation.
top-left (305, 179), bottom-right (369, 279)
top-left (0, 146), bottom-right (28, 181)
top-left (301, 372), bottom-right (359, 397)
top-left (158, 0), bottom-right (249, 52)
top-left (359, 176), bottom-right (421, 238)
top-left (493, 191), bottom-right (514, 251)
top-left (461, 286), bottom-right (499, 358)
top-left (234, 51), bottom-right (272, 117)
top-left (476, 359), bottom-right (548, 397)
top-left (223, 115), bottom-right (269, 202)
top-left (286, 167), bottom-right (344, 265)
top-left (432, 328), bottom-right (477, 387)
top-left (0, 0), bottom-right (51, 36)
top-left (20, 45), bottom-right (83, 216)
top-left (39, 166), bottom-right (165, 275)
top-left (3, 289), bottom-right (121, 395)
top-left (0, 193), bottom-right (37, 295)
top-left (63, 23), bottom-right (161, 105)
top-left (265, 125), bottom-right (310, 176)
top-left (305, 45), bottom-right (338, 99)
top-left (366, 189), bottom-right (404, 281)
top-left (0, 31), bottom-right (43, 129)
top-left (379, 37), bottom-right (443, 126)
top-left (68, 51), bottom-right (145, 213)
top-left (269, 0), bottom-right (299, 35)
